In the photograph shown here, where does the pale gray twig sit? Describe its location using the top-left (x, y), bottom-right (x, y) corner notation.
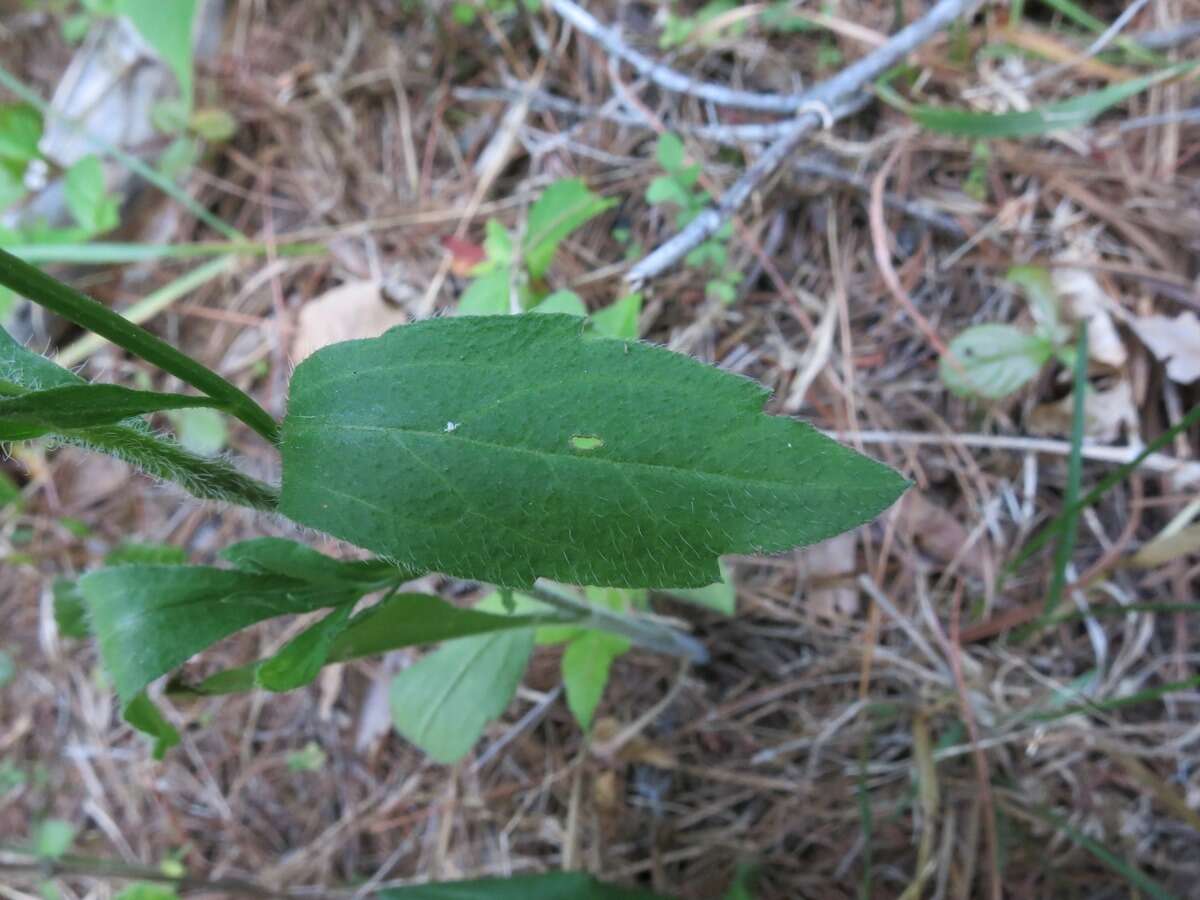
top-left (1134, 19), bottom-right (1200, 50)
top-left (454, 84), bottom-right (841, 144)
top-left (549, 0), bottom-right (810, 113)
top-left (628, 0), bottom-right (984, 284)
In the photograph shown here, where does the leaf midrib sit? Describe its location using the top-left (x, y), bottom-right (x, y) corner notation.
top-left (286, 420), bottom-right (877, 496)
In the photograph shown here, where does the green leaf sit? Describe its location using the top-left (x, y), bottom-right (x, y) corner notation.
top-left (32, 819), bottom-right (75, 858)
top-left (0, 165), bottom-right (26, 210)
top-left (188, 107), bottom-right (236, 142)
top-left (0, 469), bottom-right (19, 507)
top-left (656, 132), bottom-right (686, 173)
top-left (1007, 265), bottom-right (1066, 343)
top-left (178, 591), bottom-right (561, 697)
top-left (661, 561), bottom-right (736, 614)
top-left (166, 406), bottom-right (228, 456)
top-left (114, 885), bottom-right (180, 900)
top-left (80, 565), bottom-right (358, 706)
top-left (562, 630), bottom-right (629, 730)
top-left (53, 578), bottom-right (90, 638)
top-left (0, 103), bottom-right (42, 165)
top-left (645, 174), bottom-right (691, 209)
top-left (0, 649), bottom-right (14, 687)
top-left (524, 179), bottom-right (616, 279)
top-left (378, 872), bottom-right (665, 899)
top-left (124, 691), bottom-right (180, 758)
top-left (390, 628), bottom-right (534, 763)
top-left (940, 324), bottom-right (1054, 399)
top-left (482, 218), bottom-right (513, 266)
top-left (220, 537), bottom-right (408, 589)
top-left (891, 65), bottom-right (1192, 138)
top-left (256, 605), bottom-right (355, 692)
top-left (105, 542), bottom-right (188, 566)
top-left (115, 0), bottom-right (196, 108)
top-left (458, 268), bottom-right (512, 316)
top-left (0, 383), bottom-right (221, 441)
top-left (533, 290), bottom-right (587, 317)
top-left (64, 156), bottom-right (119, 235)
top-left (590, 293), bottom-right (641, 340)
top-left (286, 741), bottom-right (327, 772)
top-left (280, 315), bottom-right (907, 589)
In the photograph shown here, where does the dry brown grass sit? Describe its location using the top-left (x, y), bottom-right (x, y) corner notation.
top-left (2, 1), bottom-right (1200, 897)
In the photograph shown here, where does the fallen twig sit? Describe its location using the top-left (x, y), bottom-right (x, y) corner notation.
top-left (548, 0), bottom-right (811, 113)
top-left (627, 0), bottom-right (984, 284)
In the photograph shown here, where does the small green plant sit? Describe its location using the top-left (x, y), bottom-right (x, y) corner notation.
top-left (939, 266), bottom-right (1072, 399)
top-left (0, 247), bottom-right (904, 895)
top-left (0, 102), bottom-right (122, 315)
top-left (646, 133), bottom-right (740, 304)
top-left (660, 0), bottom-right (747, 48)
top-left (458, 177), bottom-right (616, 315)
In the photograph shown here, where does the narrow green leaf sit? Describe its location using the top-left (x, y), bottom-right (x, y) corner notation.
top-left (1041, 326), bottom-right (1088, 623)
top-left (80, 565), bottom-right (357, 705)
top-left (105, 542), bottom-right (188, 566)
top-left (256, 605), bottom-right (355, 692)
top-left (940, 324), bottom-right (1054, 399)
top-left (893, 66), bottom-right (1191, 138)
top-left (390, 628), bottom-right (534, 763)
top-left (220, 537), bottom-right (409, 589)
top-left (115, 0), bottom-right (196, 107)
top-left (378, 872), bottom-right (665, 899)
top-left (0, 383), bottom-right (222, 440)
top-left (327, 593), bottom-right (555, 664)
top-left (562, 630), bottom-right (630, 730)
top-left (177, 592), bottom-right (563, 697)
top-left (114, 885), bottom-right (180, 900)
top-left (124, 691), bottom-right (180, 759)
top-left (280, 315), bottom-right (907, 590)
top-left (4, 241), bottom-right (319, 265)
top-left (524, 179), bottom-right (616, 279)
top-left (1026, 806), bottom-right (1174, 900)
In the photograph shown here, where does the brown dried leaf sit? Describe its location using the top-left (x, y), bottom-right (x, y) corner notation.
top-left (798, 532), bottom-right (859, 621)
top-left (1130, 312), bottom-right (1200, 384)
top-left (292, 280), bottom-right (409, 363)
top-left (1053, 267), bottom-right (1127, 368)
top-left (1129, 523), bottom-right (1200, 569)
top-left (1028, 380), bottom-right (1137, 443)
top-left (894, 492), bottom-right (987, 576)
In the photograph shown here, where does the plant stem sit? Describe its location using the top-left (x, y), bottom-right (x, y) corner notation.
top-left (530, 582), bottom-right (710, 663)
top-left (0, 248), bottom-right (280, 445)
